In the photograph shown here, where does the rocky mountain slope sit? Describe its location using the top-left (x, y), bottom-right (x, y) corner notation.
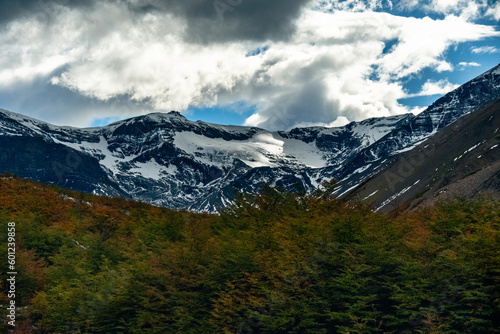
top-left (349, 98), bottom-right (500, 212)
top-left (1, 64), bottom-right (499, 211)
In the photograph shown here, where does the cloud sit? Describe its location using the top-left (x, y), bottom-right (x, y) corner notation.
top-left (406, 79), bottom-right (459, 97)
top-left (374, 15), bottom-right (498, 80)
top-left (126, 0), bottom-right (314, 43)
top-left (0, 6), bottom-right (86, 87)
top-left (0, 0), bottom-right (313, 42)
top-left (0, 0), bottom-right (499, 129)
top-left (458, 61), bottom-right (481, 68)
top-left (471, 46), bottom-right (499, 54)
top-left (312, 0), bottom-right (390, 12)
top-left (485, 1), bottom-right (500, 20)
top-left (243, 10), bottom-right (497, 129)
top-left (435, 61), bottom-right (453, 72)
top-left (395, 0), bottom-right (499, 21)
top-left (0, 0), bottom-right (95, 25)
top-left (0, 75), bottom-right (145, 127)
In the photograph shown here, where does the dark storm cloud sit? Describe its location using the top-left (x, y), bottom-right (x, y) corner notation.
top-left (0, 0), bottom-right (313, 42)
top-left (253, 80), bottom-right (341, 130)
top-left (0, 70), bottom-right (147, 127)
top-left (126, 0), bottom-right (314, 43)
top-left (0, 0), bottom-right (94, 24)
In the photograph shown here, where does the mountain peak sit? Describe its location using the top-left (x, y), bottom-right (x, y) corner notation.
top-left (142, 111), bottom-right (187, 122)
top-left (167, 111), bottom-right (184, 117)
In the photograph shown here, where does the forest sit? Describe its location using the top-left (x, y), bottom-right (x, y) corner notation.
top-left (0, 175), bottom-right (499, 333)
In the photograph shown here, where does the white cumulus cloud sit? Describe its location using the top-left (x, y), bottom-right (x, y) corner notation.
top-left (485, 1), bottom-right (500, 20)
top-left (458, 61), bottom-right (481, 68)
top-left (396, 0), bottom-right (499, 21)
top-left (406, 79), bottom-right (459, 97)
top-left (471, 46), bottom-right (499, 54)
top-left (0, 0), bottom-right (499, 129)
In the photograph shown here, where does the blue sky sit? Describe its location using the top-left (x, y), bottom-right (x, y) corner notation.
top-left (0, 0), bottom-right (498, 130)
top-left (399, 37), bottom-right (500, 107)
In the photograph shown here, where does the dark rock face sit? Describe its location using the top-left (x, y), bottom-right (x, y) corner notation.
top-left (0, 136), bottom-right (123, 197)
top-left (349, 98), bottom-right (500, 212)
top-left (1, 64), bottom-right (499, 212)
top-left (325, 65), bottom-right (500, 195)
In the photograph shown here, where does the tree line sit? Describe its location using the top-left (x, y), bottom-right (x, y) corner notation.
top-left (1, 176), bottom-right (499, 333)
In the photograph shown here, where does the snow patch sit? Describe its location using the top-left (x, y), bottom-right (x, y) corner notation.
top-left (53, 136), bottom-right (138, 175)
top-left (352, 164), bottom-right (372, 175)
top-left (376, 180), bottom-right (420, 211)
top-left (454, 142), bottom-right (483, 161)
top-left (338, 184), bottom-right (360, 197)
top-left (363, 190), bottom-right (378, 201)
top-left (350, 118), bottom-right (404, 146)
top-left (173, 131), bottom-right (327, 168)
top-left (129, 159), bottom-right (169, 180)
top-left (394, 138), bottom-right (428, 154)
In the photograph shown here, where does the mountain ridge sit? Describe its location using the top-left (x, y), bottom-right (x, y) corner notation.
top-left (349, 97), bottom-right (500, 211)
top-left (1, 63), bottom-right (499, 211)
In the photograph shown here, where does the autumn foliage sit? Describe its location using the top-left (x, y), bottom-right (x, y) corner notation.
top-left (1, 175), bottom-right (499, 333)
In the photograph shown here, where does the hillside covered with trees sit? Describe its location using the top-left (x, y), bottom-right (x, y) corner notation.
top-left (1, 175), bottom-right (499, 333)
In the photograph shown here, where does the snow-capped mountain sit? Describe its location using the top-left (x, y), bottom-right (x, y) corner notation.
top-left (324, 63), bottom-right (500, 197)
top-left (1, 64), bottom-right (499, 212)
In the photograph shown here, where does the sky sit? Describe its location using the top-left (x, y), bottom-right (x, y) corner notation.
top-left (0, 0), bottom-right (499, 130)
